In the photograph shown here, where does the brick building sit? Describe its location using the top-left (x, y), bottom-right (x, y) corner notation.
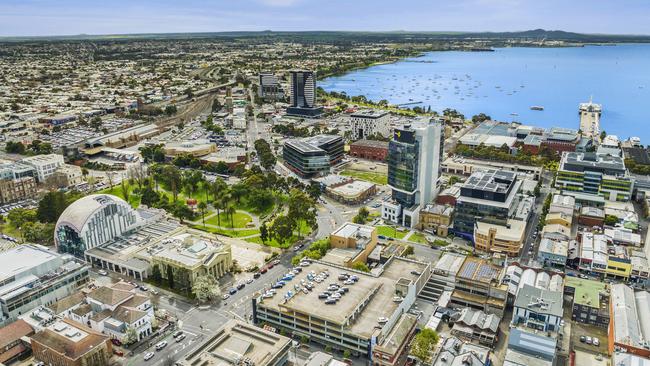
top-left (349, 139), bottom-right (389, 161)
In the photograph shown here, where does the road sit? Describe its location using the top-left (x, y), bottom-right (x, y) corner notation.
top-left (520, 170), bottom-right (554, 262)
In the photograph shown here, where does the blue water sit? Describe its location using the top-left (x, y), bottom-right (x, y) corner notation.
top-left (320, 44), bottom-right (650, 142)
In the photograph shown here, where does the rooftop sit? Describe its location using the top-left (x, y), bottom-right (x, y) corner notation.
top-left (507, 328), bottom-right (557, 362)
top-left (457, 257), bottom-right (501, 284)
top-left (331, 222), bottom-right (375, 239)
top-left (31, 319), bottom-right (108, 361)
top-left (0, 244), bottom-right (59, 282)
top-left (560, 151), bottom-right (627, 174)
top-left (179, 320), bottom-right (291, 366)
top-left (350, 110), bottom-right (389, 119)
top-left (462, 169), bottom-right (517, 194)
top-left (329, 180), bottom-right (375, 197)
top-left (257, 258), bottom-right (426, 339)
top-left (513, 284), bottom-right (563, 318)
top-left (565, 277), bottom-right (607, 308)
top-left (432, 253), bottom-right (466, 277)
top-left (610, 284), bottom-right (650, 348)
top-left (350, 139), bottom-right (389, 149)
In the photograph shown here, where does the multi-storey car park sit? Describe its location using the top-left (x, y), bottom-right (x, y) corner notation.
top-left (253, 257), bottom-right (430, 359)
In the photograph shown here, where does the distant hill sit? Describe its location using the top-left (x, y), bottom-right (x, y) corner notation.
top-left (2, 29), bottom-right (650, 43)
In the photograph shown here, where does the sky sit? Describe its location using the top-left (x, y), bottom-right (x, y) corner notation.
top-left (1, 0), bottom-right (649, 37)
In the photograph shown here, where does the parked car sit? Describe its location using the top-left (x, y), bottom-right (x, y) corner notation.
top-left (246, 278), bottom-right (254, 284)
top-left (175, 334), bottom-right (186, 342)
top-left (585, 336), bottom-right (593, 345)
top-left (229, 288), bottom-right (237, 295)
top-left (173, 331), bottom-right (183, 338)
top-left (98, 270), bottom-right (108, 276)
top-left (111, 338), bottom-right (122, 346)
top-left (155, 341), bottom-right (167, 350)
top-left (254, 273), bottom-right (261, 279)
top-left (593, 337), bottom-right (600, 346)
top-left (222, 293), bottom-right (230, 300)
top-left (144, 352), bottom-right (155, 361)
top-left (580, 335), bottom-right (586, 343)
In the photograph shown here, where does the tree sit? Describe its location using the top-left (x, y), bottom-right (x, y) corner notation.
top-left (353, 207), bottom-right (370, 224)
top-left (198, 201), bottom-right (208, 225)
top-left (259, 221), bottom-right (269, 244)
top-left (121, 180), bottom-right (130, 204)
top-left (7, 208), bottom-right (37, 228)
top-left (352, 262), bottom-right (370, 272)
top-left (410, 328), bottom-right (439, 363)
top-left (37, 191), bottom-right (69, 223)
top-left (604, 214), bottom-right (619, 226)
top-left (471, 113), bottom-right (491, 124)
top-left (5, 141), bottom-right (26, 154)
top-left (123, 327), bottom-right (138, 345)
top-left (140, 183), bottom-right (160, 207)
top-left (164, 165), bottom-right (182, 202)
top-left (172, 202), bottom-right (193, 223)
top-left (269, 215), bottom-right (296, 245)
top-left (151, 265), bottom-right (162, 284)
top-left (167, 266), bottom-right (175, 289)
top-left (600, 130), bottom-right (607, 142)
top-left (225, 205), bottom-right (236, 228)
top-left (404, 245), bottom-right (415, 256)
top-left (164, 105), bottom-right (178, 116)
top-left (192, 275), bottom-right (221, 302)
top-left (22, 222), bottom-right (55, 245)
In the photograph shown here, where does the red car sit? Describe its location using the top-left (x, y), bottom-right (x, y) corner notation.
top-left (260, 268), bottom-right (268, 274)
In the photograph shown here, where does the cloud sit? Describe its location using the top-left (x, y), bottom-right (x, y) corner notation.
top-left (257, 0), bottom-right (301, 7)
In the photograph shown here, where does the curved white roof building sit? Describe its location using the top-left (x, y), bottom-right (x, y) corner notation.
top-left (55, 194), bottom-right (140, 257)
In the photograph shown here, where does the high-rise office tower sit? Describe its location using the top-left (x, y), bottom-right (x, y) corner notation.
top-left (286, 70), bottom-right (323, 118)
top-left (579, 98), bottom-right (602, 141)
top-left (381, 118), bottom-right (443, 227)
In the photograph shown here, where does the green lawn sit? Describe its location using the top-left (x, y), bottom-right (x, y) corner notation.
top-left (245, 234), bottom-right (301, 249)
top-left (0, 221), bottom-right (23, 241)
top-left (205, 211), bottom-right (253, 229)
top-left (245, 219), bottom-right (313, 249)
top-left (101, 181), bottom-right (213, 209)
top-left (190, 224), bottom-right (259, 238)
top-left (377, 226), bottom-right (408, 240)
top-left (340, 169), bottom-right (388, 185)
top-left (101, 184), bottom-right (142, 208)
top-left (408, 232), bottom-right (429, 245)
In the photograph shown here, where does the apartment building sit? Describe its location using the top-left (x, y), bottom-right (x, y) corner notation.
top-left (349, 110), bottom-right (389, 140)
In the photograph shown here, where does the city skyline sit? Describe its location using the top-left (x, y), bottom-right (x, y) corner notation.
top-left (2, 0), bottom-right (650, 37)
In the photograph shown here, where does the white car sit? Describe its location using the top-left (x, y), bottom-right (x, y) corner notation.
top-left (246, 278), bottom-right (254, 284)
top-left (155, 341), bottom-right (167, 350)
top-left (98, 270), bottom-right (108, 276)
top-left (593, 337), bottom-right (600, 346)
top-left (144, 352), bottom-right (155, 361)
top-left (378, 317), bottom-right (388, 324)
top-left (222, 294), bottom-right (230, 300)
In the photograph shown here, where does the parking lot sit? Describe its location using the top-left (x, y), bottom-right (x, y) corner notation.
top-left (570, 320), bottom-right (608, 355)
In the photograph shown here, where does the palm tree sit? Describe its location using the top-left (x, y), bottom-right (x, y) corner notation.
top-left (225, 205), bottom-right (236, 229)
top-left (198, 201), bottom-right (207, 225)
